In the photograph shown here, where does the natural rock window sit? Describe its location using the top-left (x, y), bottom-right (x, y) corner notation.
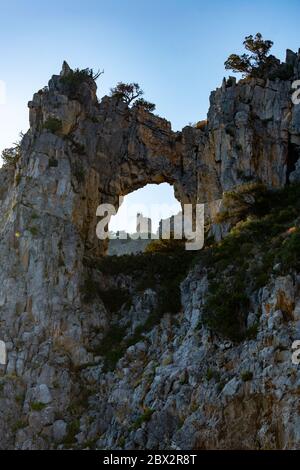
top-left (108, 183), bottom-right (181, 255)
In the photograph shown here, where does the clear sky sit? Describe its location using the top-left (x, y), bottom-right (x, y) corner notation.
top-left (0, 0), bottom-right (299, 230)
top-left (110, 183), bottom-right (181, 234)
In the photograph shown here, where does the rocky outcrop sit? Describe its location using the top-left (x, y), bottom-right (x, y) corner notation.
top-left (26, 65), bottom-right (198, 256)
top-left (0, 50), bottom-right (300, 449)
top-left (77, 270), bottom-right (300, 450)
top-left (24, 51), bottom-right (300, 252)
top-left (197, 50), bottom-right (300, 203)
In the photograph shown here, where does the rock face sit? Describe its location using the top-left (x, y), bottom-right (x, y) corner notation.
top-left (80, 270), bottom-right (300, 450)
top-left (198, 56), bottom-right (300, 203)
top-left (26, 65), bottom-right (198, 257)
top-left (0, 51), bottom-right (300, 449)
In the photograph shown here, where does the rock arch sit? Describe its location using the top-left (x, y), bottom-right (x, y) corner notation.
top-left (27, 65), bottom-right (199, 255)
top-left (21, 57), bottom-right (300, 256)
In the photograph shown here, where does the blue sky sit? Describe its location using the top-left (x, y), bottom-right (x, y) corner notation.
top-left (0, 0), bottom-right (299, 230)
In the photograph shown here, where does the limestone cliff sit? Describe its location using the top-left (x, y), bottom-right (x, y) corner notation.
top-left (0, 50), bottom-right (300, 449)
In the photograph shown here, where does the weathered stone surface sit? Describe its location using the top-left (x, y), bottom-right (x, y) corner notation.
top-left (0, 53), bottom-right (300, 449)
top-left (52, 420), bottom-right (67, 442)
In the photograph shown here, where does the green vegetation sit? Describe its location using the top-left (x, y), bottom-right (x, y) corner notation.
top-left (214, 182), bottom-right (271, 224)
top-left (93, 324), bottom-right (127, 372)
top-left (81, 280), bottom-right (132, 370)
top-left (30, 401), bottom-right (46, 411)
top-left (131, 408), bottom-right (154, 431)
top-left (71, 141), bottom-right (86, 155)
top-left (99, 288), bottom-right (131, 313)
top-left (202, 182), bottom-right (300, 341)
top-left (12, 419), bottom-right (28, 432)
top-left (85, 182), bottom-right (300, 365)
top-left (1, 132), bottom-right (23, 168)
top-left (48, 157), bottom-right (58, 168)
top-left (205, 368), bottom-right (220, 382)
top-left (62, 419), bottom-right (80, 448)
top-left (43, 117), bottom-right (62, 133)
top-left (61, 67), bottom-right (103, 100)
top-left (80, 277), bottom-right (98, 304)
top-left (133, 97), bottom-right (156, 112)
top-left (15, 393), bottom-right (25, 405)
top-left (245, 322), bottom-right (259, 340)
top-left (61, 67), bottom-right (103, 85)
top-left (145, 238), bottom-right (185, 253)
top-left (15, 173), bottom-right (22, 185)
top-left (225, 33), bottom-right (292, 80)
top-left (67, 386), bottom-right (90, 417)
top-left (241, 371), bottom-right (253, 382)
top-left (81, 278), bottom-right (131, 312)
top-left (203, 280), bottom-right (250, 342)
top-left (2, 148), bottom-right (20, 167)
top-left (110, 82), bottom-right (156, 111)
top-left (98, 238), bottom-right (193, 316)
top-left (28, 226), bottom-right (39, 236)
top-left (118, 436), bottom-right (126, 449)
top-left (84, 239), bottom-right (196, 371)
top-left (225, 33), bottom-right (273, 77)
top-left (110, 82), bottom-right (142, 104)
top-left (276, 229), bottom-right (300, 272)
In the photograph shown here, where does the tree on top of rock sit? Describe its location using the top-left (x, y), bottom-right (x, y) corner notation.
top-left (110, 82), bottom-right (156, 112)
top-left (224, 33), bottom-right (277, 78)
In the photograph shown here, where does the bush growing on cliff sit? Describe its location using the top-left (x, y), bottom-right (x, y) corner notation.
top-left (145, 238), bottom-right (185, 253)
top-left (131, 408), bottom-right (154, 431)
top-left (62, 67), bottom-right (103, 84)
top-left (1, 147), bottom-right (20, 168)
top-left (215, 182), bottom-right (270, 224)
top-left (43, 117), bottom-right (62, 133)
top-left (99, 288), bottom-right (131, 313)
top-left (224, 33), bottom-right (281, 79)
top-left (30, 401), bottom-right (46, 411)
top-left (202, 281), bottom-right (249, 342)
top-left (202, 183), bottom-right (300, 341)
top-left (110, 82), bottom-right (156, 111)
top-left (1, 133), bottom-right (23, 168)
top-left (61, 67), bottom-right (103, 94)
top-left (241, 371), bottom-right (253, 382)
top-left (133, 97), bottom-right (156, 112)
top-left (276, 229), bottom-right (300, 272)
